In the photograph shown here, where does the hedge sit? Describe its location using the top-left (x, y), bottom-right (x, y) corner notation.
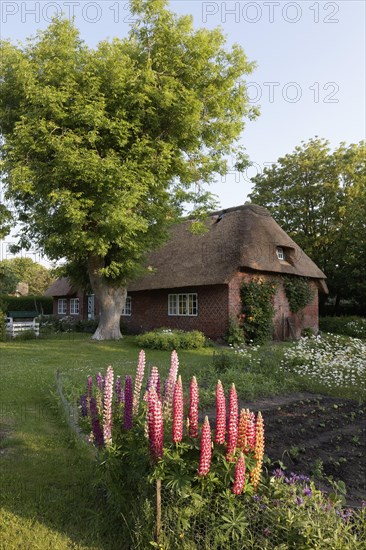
top-left (0, 295), bottom-right (53, 315)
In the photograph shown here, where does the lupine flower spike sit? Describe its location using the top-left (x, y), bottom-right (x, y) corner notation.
top-left (214, 380), bottom-right (226, 444)
top-left (246, 412), bottom-right (256, 451)
top-left (148, 387), bottom-right (164, 462)
top-left (123, 375), bottom-right (133, 430)
top-left (232, 452), bottom-right (246, 494)
top-left (144, 366), bottom-right (160, 401)
top-left (164, 350), bottom-right (179, 418)
top-left (133, 350), bottom-right (146, 415)
top-left (250, 412), bottom-right (265, 490)
top-left (86, 375), bottom-right (93, 414)
top-left (96, 373), bottom-right (104, 415)
top-left (198, 416), bottom-right (212, 476)
top-left (80, 394), bottom-right (88, 417)
top-left (103, 366), bottom-right (114, 446)
top-left (188, 376), bottom-right (199, 438)
top-left (90, 397), bottom-right (104, 449)
top-left (226, 383), bottom-right (238, 461)
top-left (238, 409), bottom-right (250, 453)
top-left (115, 376), bottom-right (124, 404)
top-left (172, 375), bottom-right (184, 443)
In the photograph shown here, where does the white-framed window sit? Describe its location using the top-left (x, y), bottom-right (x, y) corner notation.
top-left (70, 298), bottom-right (80, 315)
top-left (58, 298), bottom-right (67, 315)
top-left (121, 296), bottom-right (132, 316)
top-left (276, 247), bottom-right (285, 260)
top-left (168, 293), bottom-right (198, 316)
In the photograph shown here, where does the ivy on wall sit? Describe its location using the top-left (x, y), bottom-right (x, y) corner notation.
top-left (283, 276), bottom-right (314, 314)
top-left (240, 278), bottom-right (277, 343)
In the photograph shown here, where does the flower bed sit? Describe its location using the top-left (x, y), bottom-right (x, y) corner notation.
top-left (75, 349), bottom-right (366, 547)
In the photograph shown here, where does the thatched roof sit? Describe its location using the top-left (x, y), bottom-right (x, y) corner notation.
top-left (44, 277), bottom-right (77, 297)
top-left (45, 205), bottom-right (327, 297)
top-left (128, 204), bottom-right (326, 291)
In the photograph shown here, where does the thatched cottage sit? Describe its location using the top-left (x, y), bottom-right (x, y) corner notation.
top-left (45, 204), bottom-right (328, 339)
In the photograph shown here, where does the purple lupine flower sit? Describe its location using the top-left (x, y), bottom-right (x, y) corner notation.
top-left (80, 394), bottom-right (88, 417)
top-left (87, 375), bottom-right (93, 399)
top-left (96, 372), bottom-right (104, 391)
top-left (303, 486), bottom-right (312, 497)
top-left (115, 375), bottom-right (124, 404)
top-left (123, 375), bottom-right (133, 430)
top-left (90, 397), bottom-right (104, 449)
top-left (296, 497), bottom-right (304, 506)
top-left (103, 366), bottom-right (114, 446)
top-left (133, 350), bottom-right (146, 415)
top-left (273, 469), bottom-right (285, 479)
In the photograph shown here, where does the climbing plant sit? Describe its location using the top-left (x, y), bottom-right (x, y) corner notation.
top-left (283, 276), bottom-right (315, 314)
top-left (240, 278), bottom-right (277, 343)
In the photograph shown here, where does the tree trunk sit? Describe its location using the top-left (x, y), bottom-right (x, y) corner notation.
top-left (88, 256), bottom-right (127, 340)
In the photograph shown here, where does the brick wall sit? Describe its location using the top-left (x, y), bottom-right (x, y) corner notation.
top-left (52, 290), bottom-right (86, 319)
top-left (228, 271), bottom-right (320, 340)
top-left (122, 285), bottom-right (229, 339)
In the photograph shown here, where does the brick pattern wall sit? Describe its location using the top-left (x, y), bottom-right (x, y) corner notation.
top-left (122, 285), bottom-right (229, 339)
top-left (228, 271), bottom-right (320, 340)
top-left (52, 290), bottom-right (86, 319)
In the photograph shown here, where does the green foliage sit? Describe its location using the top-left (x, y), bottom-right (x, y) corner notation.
top-left (283, 275), bottom-right (315, 314)
top-left (240, 278), bottom-right (277, 343)
top-left (0, 258), bottom-right (54, 295)
top-left (225, 316), bottom-right (245, 347)
top-left (249, 138), bottom-right (366, 308)
top-left (320, 316), bottom-right (366, 339)
top-left (136, 329), bottom-right (206, 350)
top-left (0, 6), bottom-right (257, 339)
top-left (1, 295), bottom-right (52, 314)
top-left (39, 315), bottom-right (99, 334)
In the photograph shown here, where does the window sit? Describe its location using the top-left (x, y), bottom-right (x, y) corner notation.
top-left (276, 247), bottom-right (285, 261)
top-left (58, 298), bottom-right (67, 315)
top-left (70, 298), bottom-right (80, 315)
top-left (121, 296), bottom-right (132, 316)
top-left (168, 293), bottom-right (198, 316)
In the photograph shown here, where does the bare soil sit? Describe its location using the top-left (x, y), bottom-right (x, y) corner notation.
top-left (242, 393), bottom-right (366, 507)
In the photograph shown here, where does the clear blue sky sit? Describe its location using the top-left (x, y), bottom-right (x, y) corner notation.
top-left (1, 0), bottom-right (365, 212)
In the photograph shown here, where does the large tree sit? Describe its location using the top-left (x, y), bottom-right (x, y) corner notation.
top-left (0, 0), bottom-right (257, 339)
top-left (249, 138), bottom-right (366, 309)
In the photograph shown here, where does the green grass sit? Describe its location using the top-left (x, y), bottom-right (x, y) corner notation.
top-left (1, 332), bottom-right (364, 548)
top-left (0, 334), bottom-right (213, 549)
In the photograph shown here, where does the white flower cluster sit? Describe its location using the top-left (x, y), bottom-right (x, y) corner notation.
top-left (346, 319), bottom-right (366, 339)
top-left (281, 334), bottom-right (366, 392)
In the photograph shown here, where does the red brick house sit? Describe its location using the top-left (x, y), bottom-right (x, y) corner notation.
top-left (45, 204), bottom-right (328, 339)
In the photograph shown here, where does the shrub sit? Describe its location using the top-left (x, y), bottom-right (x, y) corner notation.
top-left (240, 278), bottom-right (277, 343)
top-left (320, 316), bottom-right (366, 339)
top-left (0, 312), bottom-right (5, 342)
top-left (0, 295), bottom-right (53, 314)
top-left (136, 329), bottom-right (206, 350)
top-left (283, 276), bottom-right (315, 313)
top-left (225, 316), bottom-right (245, 347)
top-left (39, 315), bottom-right (99, 334)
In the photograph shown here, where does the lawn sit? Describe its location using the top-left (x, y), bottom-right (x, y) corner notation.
top-left (0, 332), bottom-right (365, 548)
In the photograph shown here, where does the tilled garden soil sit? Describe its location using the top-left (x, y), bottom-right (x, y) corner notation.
top-left (241, 393), bottom-right (366, 507)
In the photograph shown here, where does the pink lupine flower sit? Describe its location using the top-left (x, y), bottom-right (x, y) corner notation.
top-left (188, 376), bottom-right (199, 438)
top-left (198, 416), bottom-right (212, 476)
top-left (246, 412), bottom-right (256, 451)
top-left (172, 375), bottom-right (184, 443)
top-left (232, 452), bottom-right (246, 494)
top-left (123, 375), bottom-right (133, 430)
top-left (115, 375), bottom-right (124, 404)
top-left (103, 366), bottom-right (114, 446)
top-left (148, 387), bottom-right (164, 462)
top-left (226, 383), bottom-right (238, 461)
top-left (215, 380), bottom-right (226, 444)
top-left (133, 350), bottom-right (146, 415)
top-left (95, 373), bottom-right (103, 415)
top-left (163, 350), bottom-right (179, 418)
